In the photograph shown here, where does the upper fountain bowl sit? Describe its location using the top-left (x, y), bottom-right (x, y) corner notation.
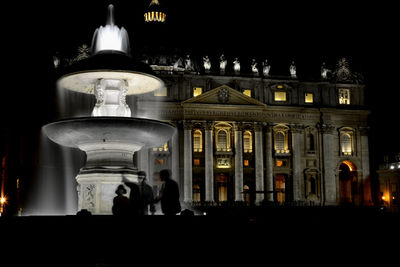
top-left (56, 4), bottom-right (165, 95)
top-left (57, 52), bottom-right (164, 95)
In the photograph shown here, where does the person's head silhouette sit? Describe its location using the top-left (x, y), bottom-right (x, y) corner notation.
top-left (115, 184), bottom-right (127, 196)
top-left (159, 169), bottom-right (171, 182)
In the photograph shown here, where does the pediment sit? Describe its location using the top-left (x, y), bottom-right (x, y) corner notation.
top-left (182, 85), bottom-right (266, 107)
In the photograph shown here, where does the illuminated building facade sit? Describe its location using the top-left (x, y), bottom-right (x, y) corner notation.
top-left (135, 55), bottom-right (373, 207)
top-left (377, 153), bottom-right (400, 212)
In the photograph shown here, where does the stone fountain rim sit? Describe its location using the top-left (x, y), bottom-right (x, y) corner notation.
top-left (43, 116), bottom-right (176, 149)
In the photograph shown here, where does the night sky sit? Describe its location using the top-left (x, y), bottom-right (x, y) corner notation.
top-left (2, 0), bottom-right (400, 158)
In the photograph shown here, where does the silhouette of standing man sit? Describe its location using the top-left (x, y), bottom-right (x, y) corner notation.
top-left (122, 175), bottom-right (142, 216)
top-left (155, 169), bottom-right (181, 215)
top-left (137, 171), bottom-right (156, 215)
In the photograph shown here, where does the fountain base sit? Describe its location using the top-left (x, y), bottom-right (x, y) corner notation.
top-left (43, 117), bottom-right (176, 214)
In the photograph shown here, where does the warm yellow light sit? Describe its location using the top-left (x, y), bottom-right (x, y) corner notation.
top-left (305, 93), bottom-right (313, 103)
top-left (243, 89), bottom-right (251, 97)
top-left (382, 196), bottom-right (386, 200)
top-left (274, 91), bottom-right (287, 102)
top-left (193, 87), bottom-right (202, 97)
top-left (0, 197), bottom-right (6, 205)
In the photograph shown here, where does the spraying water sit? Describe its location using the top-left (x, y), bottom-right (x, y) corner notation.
top-left (91, 4), bottom-right (130, 55)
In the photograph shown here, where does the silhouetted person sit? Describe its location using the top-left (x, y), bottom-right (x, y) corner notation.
top-left (123, 175), bottom-right (143, 216)
top-left (112, 184), bottom-right (130, 216)
top-left (154, 169), bottom-right (181, 215)
top-left (138, 171), bottom-right (156, 215)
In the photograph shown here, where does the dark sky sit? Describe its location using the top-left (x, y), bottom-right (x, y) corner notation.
top-left (2, 0), bottom-right (400, 158)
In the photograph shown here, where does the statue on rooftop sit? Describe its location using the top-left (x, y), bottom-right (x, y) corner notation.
top-left (185, 54), bottom-right (194, 71)
top-left (262, 59), bottom-right (271, 77)
top-left (251, 58), bottom-right (259, 75)
top-left (289, 61), bottom-right (297, 78)
top-left (203, 55), bottom-right (211, 72)
top-left (220, 54), bottom-right (227, 73)
top-left (233, 57), bottom-right (240, 74)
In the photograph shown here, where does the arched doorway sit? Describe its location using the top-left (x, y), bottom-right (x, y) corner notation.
top-left (339, 161), bottom-right (357, 204)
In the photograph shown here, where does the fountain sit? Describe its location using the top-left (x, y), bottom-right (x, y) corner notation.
top-left (43, 4), bottom-right (175, 214)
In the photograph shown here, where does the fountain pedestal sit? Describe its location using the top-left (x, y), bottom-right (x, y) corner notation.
top-left (43, 117), bottom-right (175, 214)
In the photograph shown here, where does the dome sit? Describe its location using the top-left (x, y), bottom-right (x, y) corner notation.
top-left (144, 0), bottom-right (166, 23)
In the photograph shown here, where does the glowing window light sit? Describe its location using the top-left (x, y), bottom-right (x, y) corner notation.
top-left (243, 89), bottom-right (252, 97)
top-left (193, 87), bottom-right (202, 97)
top-left (0, 196), bottom-right (6, 205)
top-left (274, 91), bottom-right (287, 102)
top-left (305, 93), bottom-right (313, 103)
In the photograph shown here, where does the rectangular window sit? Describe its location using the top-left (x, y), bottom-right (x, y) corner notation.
top-left (193, 159), bottom-right (200, 166)
top-left (193, 87), bottom-right (202, 97)
top-left (339, 89), bottom-right (350, 105)
top-left (244, 159), bottom-right (249, 166)
top-left (243, 89), bottom-right (252, 97)
top-left (274, 91), bottom-right (287, 102)
top-left (154, 86), bottom-right (167, 96)
top-left (305, 93), bottom-right (314, 103)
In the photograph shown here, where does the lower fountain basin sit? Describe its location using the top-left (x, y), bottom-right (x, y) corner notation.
top-left (43, 116), bottom-right (175, 149)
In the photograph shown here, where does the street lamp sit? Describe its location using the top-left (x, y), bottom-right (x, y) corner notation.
top-left (0, 196), bottom-right (6, 216)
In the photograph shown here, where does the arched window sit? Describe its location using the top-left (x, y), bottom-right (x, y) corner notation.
top-left (193, 130), bottom-right (203, 152)
top-left (275, 132), bottom-right (285, 151)
top-left (217, 130), bottom-right (228, 151)
top-left (341, 133), bottom-right (352, 156)
top-left (243, 131), bottom-right (253, 153)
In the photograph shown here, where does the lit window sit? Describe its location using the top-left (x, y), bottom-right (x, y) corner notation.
top-left (193, 159), bottom-right (200, 166)
top-left (193, 87), bottom-right (202, 97)
top-left (193, 130), bottom-right (203, 152)
top-left (276, 160), bottom-right (283, 167)
top-left (275, 132), bottom-right (285, 151)
top-left (274, 91), bottom-right (287, 102)
top-left (154, 86), bottom-right (167, 96)
top-left (341, 133), bottom-right (352, 156)
top-left (244, 159), bottom-right (249, 166)
top-left (243, 131), bottom-right (253, 153)
top-left (277, 85), bottom-right (284, 89)
top-left (305, 93), bottom-right (313, 103)
top-left (339, 88), bottom-right (350, 105)
top-left (217, 130), bottom-right (228, 151)
top-left (243, 89), bottom-right (251, 97)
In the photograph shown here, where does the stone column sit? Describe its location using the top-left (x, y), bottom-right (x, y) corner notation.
top-left (183, 121), bottom-right (193, 202)
top-left (204, 121), bottom-right (214, 202)
top-left (254, 122), bottom-right (264, 204)
top-left (171, 121), bottom-right (180, 185)
top-left (321, 124), bottom-right (336, 205)
top-left (234, 122), bottom-right (244, 201)
top-left (291, 124), bottom-right (304, 202)
top-left (265, 124), bottom-right (274, 202)
top-left (359, 126), bottom-right (371, 205)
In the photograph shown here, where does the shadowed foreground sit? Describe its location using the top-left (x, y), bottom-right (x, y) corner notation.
top-left (1, 206), bottom-right (398, 266)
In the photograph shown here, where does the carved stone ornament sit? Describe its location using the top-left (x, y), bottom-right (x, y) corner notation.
top-left (218, 87), bottom-right (229, 103)
top-left (82, 184), bottom-right (96, 213)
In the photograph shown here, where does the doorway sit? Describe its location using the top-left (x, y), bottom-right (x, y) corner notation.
top-left (339, 161), bottom-right (357, 204)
